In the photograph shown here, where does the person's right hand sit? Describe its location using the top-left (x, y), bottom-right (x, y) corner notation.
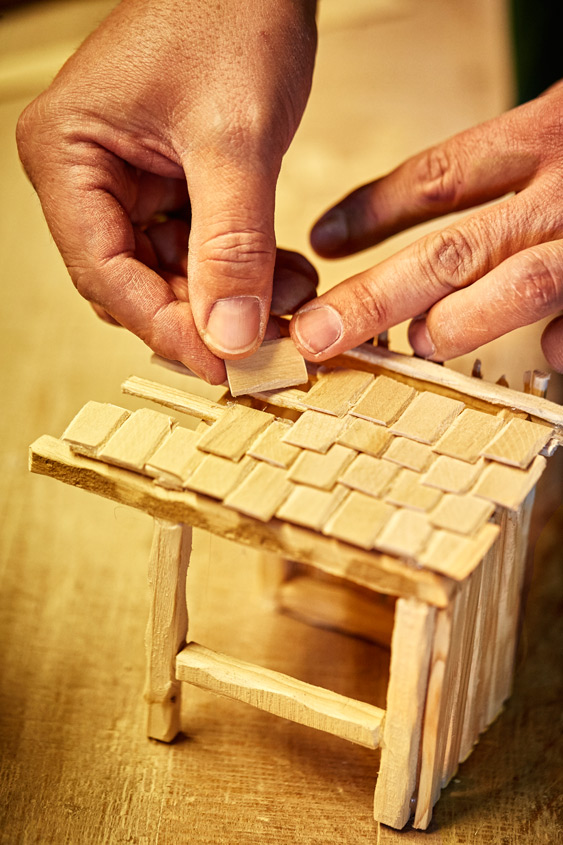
top-left (17, 0), bottom-right (318, 382)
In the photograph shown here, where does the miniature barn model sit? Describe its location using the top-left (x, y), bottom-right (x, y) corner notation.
top-left (29, 343), bottom-right (563, 831)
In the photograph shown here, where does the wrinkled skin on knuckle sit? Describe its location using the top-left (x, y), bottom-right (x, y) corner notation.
top-left (421, 227), bottom-right (478, 293)
top-left (197, 227), bottom-right (275, 280)
top-left (414, 146), bottom-right (465, 209)
top-left (511, 248), bottom-right (563, 320)
top-left (346, 278), bottom-right (391, 333)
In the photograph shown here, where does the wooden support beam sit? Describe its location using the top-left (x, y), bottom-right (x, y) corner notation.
top-left (176, 643), bottom-right (385, 749)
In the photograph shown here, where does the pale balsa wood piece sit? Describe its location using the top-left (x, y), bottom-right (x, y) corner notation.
top-left (476, 516), bottom-right (505, 734)
top-left (98, 408), bottom-right (175, 472)
top-left (197, 404), bottom-right (273, 461)
top-left (301, 367), bottom-right (373, 417)
top-left (225, 337), bottom-right (308, 397)
top-left (383, 436), bottom-right (435, 472)
top-left (30, 436), bottom-right (455, 607)
top-left (472, 454), bottom-right (547, 510)
top-left (121, 375), bottom-right (224, 421)
top-left (176, 643), bottom-right (385, 749)
top-left (145, 426), bottom-right (201, 488)
top-left (350, 375), bottom-right (417, 425)
top-left (275, 574), bottom-right (396, 649)
top-left (276, 484), bottom-right (348, 531)
top-left (145, 519), bottom-right (192, 742)
top-left (323, 491), bottom-right (396, 549)
top-left (390, 392), bottom-right (465, 445)
top-left (480, 417), bottom-right (553, 468)
top-left (288, 444), bottom-right (356, 490)
top-left (373, 598), bottom-right (436, 829)
top-left (429, 493), bottom-right (495, 535)
top-left (184, 454), bottom-right (257, 500)
top-left (339, 454), bottom-right (400, 498)
top-left (224, 461), bottom-right (294, 521)
top-left (336, 417), bottom-right (391, 457)
top-left (375, 509), bottom-right (433, 559)
top-left (247, 386), bottom-right (309, 414)
top-left (433, 408), bottom-right (505, 463)
top-left (247, 419), bottom-right (301, 468)
top-left (421, 455), bottom-right (485, 494)
top-left (61, 401), bottom-right (131, 457)
top-left (281, 410), bottom-right (347, 453)
top-left (385, 468), bottom-right (443, 512)
top-left (343, 343), bottom-right (563, 430)
top-left (418, 522), bottom-right (500, 580)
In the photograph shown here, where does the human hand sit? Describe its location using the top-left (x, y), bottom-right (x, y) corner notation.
top-left (17, 0), bottom-right (318, 383)
top-left (290, 81), bottom-right (563, 373)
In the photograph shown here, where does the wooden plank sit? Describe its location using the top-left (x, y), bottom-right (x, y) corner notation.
top-left (383, 436), bottom-right (435, 472)
top-left (373, 598), bottom-right (436, 829)
top-left (481, 417), bottom-right (553, 468)
top-left (184, 454), bottom-right (257, 500)
top-left (247, 419), bottom-right (301, 468)
top-left (375, 509), bottom-right (433, 558)
top-left (224, 462), bottom-right (294, 521)
top-left (176, 643), bottom-right (385, 749)
top-left (339, 454), bottom-right (400, 498)
top-left (29, 436), bottom-right (456, 607)
top-left (350, 375), bottom-right (417, 425)
top-left (336, 417), bottom-right (391, 457)
top-left (121, 375), bottom-right (224, 421)
top-left (98, 408), bottom-right (175, 472)
top-left (385, 469), bottom-right (443, 512)
top-left (145, 426), bottom-right (201, 488)
top-left (225, 337), bottom-right (308, 397)
top-left (433, 408), bottom-right (505, 463)
top-left (301, 367), bottom-right (373, 417)
top-left (390, 392), bottom-right (465, 445)
top-left (418, 523), bottom-right (500, 580)
top-left (288, 444), bottom-right (356, 490)
top-left (472, 454), bottom-right (547, 510)
top-left (323, 492), bottom-right (396, 549)
top-left (276, 485), bottom-right (347, 531)
top-left (196, 404), bottom-right (273, 461)
top-left (421, 455), bottom-right (485, 494)
top-left (428, 494), bottom-right (495, 535)
top-left (281, 410), bottom-right (347, 453)
top-left (61, 401), bottom-right (130, 457)
top-left (145, 520), bottom-right (192, 742)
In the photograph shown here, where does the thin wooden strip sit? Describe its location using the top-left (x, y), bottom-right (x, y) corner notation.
top-left (247, 387), bottom-right (310, 413)
top-left (385, 469), bottom-right (443, 512)
top-left (418, 523), bottom-right (500, 581)
top-left (288, 444), bottom-right (356, 490)
top-left (98, 408), bottom-right (175, 472)
top-left (428, 494), bottom-right (495, 536)
top-left (374, 598), bottom-right (436, 829)
top-left (350, 375), bottom-right (417, 426)
top-left (276, 485), bottom-right (348, 532)
top-left (224, 462), bottom-right (294, 521)
top-left (323, 492), bottom-right (396, 549)
top-left (281, 410), bottom-right (347, 453)
top-left (197, 404), bottom-right (273, 461)
top-left (391, 392), bottom-right (465, 445)
top-left (30, 436), bottom-right (456, 607)
top-left (61, 401), bottom-right (131, 457)
top-left (477, 513), bottom-right (505, 733)
top-left (433, 408), bottom-right (505, 463)
top-left (121, 375), bottom-right (224, 421)
top-left (176, 643), bottom-right (385, 749)
top-left (339, 454), bottom-right (400, 498)
top-left (481, 417), bottom-right (553, 468)
top-left (301, 367), bottom-right (373, 417)
top-left (375, 510), bottom-right (433, 559)
top-left (383, 437), bottom-right (435, 472)
top-left (336, 417), bottom-right (392, 457)
top-left (421, 455), bottom-right (485, 494)
top-left (471, 454), bottom-right (547, 510)
top-left (145, 426), bottom-right (201, 488)
top-left (247, 419), bottom-right (301, 468)
top-left (225, 337), bottom-right (308, 397)
top-left (184, 454), bottom-right (257, 500)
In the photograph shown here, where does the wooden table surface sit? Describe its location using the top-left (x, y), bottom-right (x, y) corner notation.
top-left (1, 1), bottom-right (561, 842)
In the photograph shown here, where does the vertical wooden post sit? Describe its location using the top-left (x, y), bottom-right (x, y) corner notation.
top-left (144, 519), bottom-right (192, 742)
top-left (373, 597), bottom-right (435, 829)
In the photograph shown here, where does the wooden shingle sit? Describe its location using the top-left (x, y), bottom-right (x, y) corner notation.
top-left (340, 454), bottom-right (401, 498)
top-left (383, 437), bottom-right (435, 472)
top-left (288, 444), bottom-right (356, 490)
top-left (375, 510), bottom-right (433, 558)
top-left (324, 492), bottom-right (396, 549)
top-left (350, 375), bottom-right (417, 426)
top-left (433, 408), bottom-right (504, 463)
top-left (302, 368), bottom-right (373, 417)
top-left (480, 417), bottom-right (553, 468)
top-left (98, 408), bottom-right (174, 472)
top-left (276, 484), bottom-right (347, 531)
top-left (385, 469), bottom-right (443, 512)
top-left (337, 417), bottom-right (391, 457)
top-left (184, 454), bottom-right (257, 500)
top-left (62, 401), bottom-right (131, 457)
top-left (197, 405), bottom-right (273, 461)
top-left (472, 455), bottom-right (547, 510)
top-left (224, 462), bottom-right (293, 521)
top-left (391, 393), bottom-right (464, 445)
top-left (421, 455), bottom-right (484, 494)
top-left (145, 426), bottom-right (201, 487)
top-left (282, 410), bottom-right (347, 453)
top-left (247, 420), bottom-right (301, 468)
top-left (429, 494), bottom-right (495, 535)
top-left (226, 337), bottom-right (308, 397)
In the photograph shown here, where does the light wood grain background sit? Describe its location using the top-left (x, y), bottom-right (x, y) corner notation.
top-left (1, 1), bottom-right (561, 842)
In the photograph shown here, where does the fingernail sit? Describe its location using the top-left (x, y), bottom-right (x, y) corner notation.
top-left (205, 296), bottom-right (261, 354)
top-left (294, 305), bottom-right (343, 355)
top-left (311, 209), bottom-right (348, 253)
top-left (409, 319), bottom-right (436, 359)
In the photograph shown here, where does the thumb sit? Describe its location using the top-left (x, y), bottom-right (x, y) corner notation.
top-left (185, 153), bottom-right (278, 359)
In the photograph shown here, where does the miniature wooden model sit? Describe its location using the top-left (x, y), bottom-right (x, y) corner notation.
top-left (29, 342), bottom-right (563, 832)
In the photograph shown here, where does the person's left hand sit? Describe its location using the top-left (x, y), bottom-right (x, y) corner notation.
top-left (290, 81), bottom-right (563, 373)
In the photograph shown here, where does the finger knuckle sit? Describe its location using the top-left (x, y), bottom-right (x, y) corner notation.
top-left (198, 227), bottom-right (275, 281)
top-left (415, 146), bottom-right (463, 208)
top-left (348, 278), bottom-right (390, 330)
top-left (513, 250), bottom-right (563, 318)
top-left (420, 227), bottom-right (476, 292)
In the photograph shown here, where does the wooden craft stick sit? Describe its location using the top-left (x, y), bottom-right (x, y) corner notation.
top-left (225, 337), bottom-right (308, 397)
top-left (122, 375), bottom-right (224, 421)
top-left (176, 643), bottom-right (385, 749)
